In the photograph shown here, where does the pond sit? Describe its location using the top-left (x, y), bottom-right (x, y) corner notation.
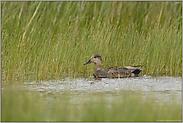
top-left (25, 75), bottom-right (182, 102)
top-left (1, 75), bottom-right (182, 122)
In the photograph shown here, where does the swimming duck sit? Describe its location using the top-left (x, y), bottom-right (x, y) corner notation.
top-left (84, 54), bottom-right (144, 79)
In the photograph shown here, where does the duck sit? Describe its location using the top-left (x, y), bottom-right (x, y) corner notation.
top-left (84, 54), bottom-right (144, 79)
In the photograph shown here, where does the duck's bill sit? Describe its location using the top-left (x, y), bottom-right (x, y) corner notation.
top-left (84, 59), bottom-right (91, 65)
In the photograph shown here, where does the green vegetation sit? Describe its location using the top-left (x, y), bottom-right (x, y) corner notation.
top-left (1, 2), bottom-right (182, 122)
top-left (1, 88), bottom-right (181, 122)
top-left (1, 1), bottom-right (182, 81)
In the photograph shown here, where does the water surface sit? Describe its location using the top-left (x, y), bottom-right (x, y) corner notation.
top-left (25, 75), bottom-right (182, 103)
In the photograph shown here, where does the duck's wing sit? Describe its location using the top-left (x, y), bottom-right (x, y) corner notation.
top-left (102, 66), bottom-right (132, 78)
top-left (124, 66), bottom-right (144, 76)
top-left (94, 66), bottom-right (144, 78)
top-left (124, 65), bottom-right (144, 70)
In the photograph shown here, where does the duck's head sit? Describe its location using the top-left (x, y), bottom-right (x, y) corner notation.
top-left (84, 54), bottom-right (102, 68)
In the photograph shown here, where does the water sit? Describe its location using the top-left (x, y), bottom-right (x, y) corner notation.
top-left (1, 75), bottom-right (182, 121)
top-left (24, 75), bottom-right (182, 103)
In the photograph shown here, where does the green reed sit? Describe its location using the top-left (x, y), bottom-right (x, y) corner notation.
top-left (1, 1), bottom-right (182, 82)
top-left (1, 88), bottom-right (181, 122)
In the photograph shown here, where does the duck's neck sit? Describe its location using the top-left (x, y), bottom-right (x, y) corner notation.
top-left (94, 59), bottom-right (102, 70)
top-left (96, 64), bottom-right (102, 70)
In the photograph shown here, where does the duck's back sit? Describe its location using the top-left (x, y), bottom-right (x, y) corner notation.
top-left (93, 66), bottom-right (132, 78)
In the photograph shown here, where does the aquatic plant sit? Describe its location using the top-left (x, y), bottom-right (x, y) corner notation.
top-left (1, 1), bottom-right (182, 82)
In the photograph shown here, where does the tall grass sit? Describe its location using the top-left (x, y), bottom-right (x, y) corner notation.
top-left (1, 1), bottom-right (182, 82)
top-left (1, 88), bottom-right (182, 122)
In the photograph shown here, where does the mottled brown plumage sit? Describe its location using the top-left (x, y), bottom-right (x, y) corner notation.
top-left (84, 54), bottom-right (144, 79)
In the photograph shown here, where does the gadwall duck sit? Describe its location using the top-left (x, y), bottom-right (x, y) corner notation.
top-left (84, 54), bottom-right (144, 79)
